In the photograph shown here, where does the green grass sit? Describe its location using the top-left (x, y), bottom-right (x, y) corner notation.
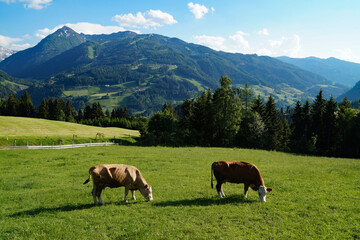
top-left (0, 146), bottom-right (359, 239)
top-left (0, 116), bottom-right (139, 146)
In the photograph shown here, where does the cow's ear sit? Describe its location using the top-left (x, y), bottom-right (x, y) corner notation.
top-left (267, 187), bottom-right (273, 192)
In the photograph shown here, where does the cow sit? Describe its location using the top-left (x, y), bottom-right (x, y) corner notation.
top-left (83, 164), bottom-right (153, 205)
top-left (211, 161), bottom-right (272, 202)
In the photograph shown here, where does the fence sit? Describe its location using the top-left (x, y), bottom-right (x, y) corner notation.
top-left (0, 142), bottom-right (116, 150)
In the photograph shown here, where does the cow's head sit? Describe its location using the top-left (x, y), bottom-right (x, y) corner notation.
top-left (144, 184), bottom-right (153, 201)
top-left (258, 186), bottom-right (272, 202)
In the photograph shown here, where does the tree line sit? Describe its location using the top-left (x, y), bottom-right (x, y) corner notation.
top-left (1, 76), bottom-right (359, 158)
top-left (0, 92), bottom-right (146, 130)
top-left (143, 76), bottom-right (360, 158)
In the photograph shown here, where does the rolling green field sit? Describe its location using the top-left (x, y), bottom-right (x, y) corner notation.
top-left (0, 146), bottom-right (359, 239)
top-left (0, 116), bottom-right (139, 146)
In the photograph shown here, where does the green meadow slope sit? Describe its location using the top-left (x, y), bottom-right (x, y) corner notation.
top-left (0, 146), bottom-right (358, 239)
top-left (0, 116), bottom-right (139, 146)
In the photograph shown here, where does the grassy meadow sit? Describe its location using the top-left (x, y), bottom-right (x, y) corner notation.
top-left (0, 116), bottom-right (139, 146)
top-left (0, 146), bottom-right (359, 239)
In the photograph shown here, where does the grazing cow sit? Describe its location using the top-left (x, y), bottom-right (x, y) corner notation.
top-left (211, 161), bottom-right (272, 202)
top-left (83, 164), bottom-right (153, 205)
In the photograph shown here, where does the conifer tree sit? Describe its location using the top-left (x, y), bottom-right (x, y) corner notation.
top-left (6, 92), bottom-right (19, 116)
top-left (323, 96), bottom-right (337, 155)
top-left (212, 76), bottom-right (241, 146)
top-left (38, 98), bottom-right (49, 119)
top-left (263, 95), bottom-right (282, 150)
top-left (19, 91), bottom-right (35, 117)
top-left (311, 90), bottom-right (327, 154)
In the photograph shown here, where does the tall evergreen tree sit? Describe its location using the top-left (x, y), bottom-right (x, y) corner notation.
top-left (6, 93), bottom-right (19, 116)
top-left (19, 91), bottom-right (35, 117)
top-left (252, 94), bottom-right (266, 119)
top-left (311, 90), bottom-right (327, 154)
top-left (0, 98), bottom-right (6, 115)
top-left (323, 96), bottom-right (337, 155)
top-left (263, 95), bottom-right (282, 150)
top-left (38, 98), bottom-right (49, 119)
top-left (65, 99), bottom-right (76, 122)
top-left (83, 103), bottom-right (92, 120)
top-left (237, 83), bottom-right (254, 113)
top-left (191, 89), bottom-right (214, 146)
top-left (212, 76), bottom-right (241, 146)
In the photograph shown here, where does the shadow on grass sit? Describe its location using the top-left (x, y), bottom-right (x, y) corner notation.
top-left (10, 203), bottom-right (96, 217)
top-left (153, 194), bottom-right (257, 207)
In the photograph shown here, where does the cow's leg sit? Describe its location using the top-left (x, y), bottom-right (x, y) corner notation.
top-left (124, 187), bottom-right (129, 203)
top-left (216, 181), bottom-right (225, 198)
top-left (244, 183), bottom-right (249, 198)
top-left (131, 190), bottom-right (136, 200)
top-left (92, 187), bottom-right (98, 204)
top-left (96, 187), bottom-right (104, 205)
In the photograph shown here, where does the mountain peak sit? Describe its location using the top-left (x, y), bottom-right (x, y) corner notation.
top-left (53, 26), bottom-right (80, 38)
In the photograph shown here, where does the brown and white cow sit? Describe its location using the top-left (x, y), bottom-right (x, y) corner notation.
top-left (211, 161), bottom-right (272, 202)
top-left (83, 164), bottom-right (153, 205)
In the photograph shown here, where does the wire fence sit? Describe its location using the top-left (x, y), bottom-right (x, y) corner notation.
top-left (0, 142), bottom-right (116, 150)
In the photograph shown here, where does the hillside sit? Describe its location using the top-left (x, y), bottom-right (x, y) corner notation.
top-left (337, 80), bottom-right (360, 101)
top-left (0, 27), bottom-right (348, 114)
top-left (0, 116), bottom-right (139, 138)
top-left (0, 70), bottom-right (33, 98)
top-left (277, 56), bottom-right (360, 87)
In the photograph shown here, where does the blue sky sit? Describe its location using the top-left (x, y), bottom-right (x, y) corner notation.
top-left (1, 0), bottom-right (360, 62)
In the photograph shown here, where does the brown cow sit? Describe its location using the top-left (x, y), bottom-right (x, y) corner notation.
top-left (211, 161), bottom-right (272, 202)
top-left (83, 164), bottom-right (153, 205)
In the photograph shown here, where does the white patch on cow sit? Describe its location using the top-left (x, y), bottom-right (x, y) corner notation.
top-left (218, 191), bottom-right (223, 198)
top-left (98, 197), bottom-right (104, 205)
top-left (258, 186), bottom-right (267, 202)
top-left (147, 186), bottom-right (153, 201)
top-left (132, 190), bottom-right (136, 200)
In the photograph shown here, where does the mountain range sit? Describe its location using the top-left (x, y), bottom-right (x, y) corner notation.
top-left (277, 56), bottom-right (360, 87)
top-left (0, 26), bottom-right (354, 114)
top-left (0, 46), bottom-right (16, 62)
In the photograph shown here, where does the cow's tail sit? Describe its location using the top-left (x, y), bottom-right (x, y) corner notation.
top-left (83, 166), bottom-right (96, 184)
top-left (211, 165), bottom-right (214, 188)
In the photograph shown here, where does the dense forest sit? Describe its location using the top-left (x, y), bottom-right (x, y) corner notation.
top-left (0, 76), bottom-right (359, 158)
top-left (143, 76), bottom-right (360, 158)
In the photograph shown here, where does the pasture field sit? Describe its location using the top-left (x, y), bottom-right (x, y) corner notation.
top-left (0, 146), bottom-right (359, 239)
top-left (0, 116), bottom-right (139, 146)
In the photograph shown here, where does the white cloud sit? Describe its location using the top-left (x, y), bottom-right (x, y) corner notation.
top-left (0, 34), bottom-right (30, 50)
top-left (334, 48), bottom-right (360, 63)
top-left (194, 30), bottom-right (302, 58)
top-left (35, 22), bottom-right (127, 39)
top-left (229, 31), bottom-right (250, 51)
top-left (193, 35), bottom-right (227, 51)
top-left (0, 0), bottom-right (52, 9)
top-left (188, 2), bottom-right (209, 19)
top-left (112, 10), bottom-right (177, 28)
top-left (268, 35), bottom-right (301, 57)
top-left (256, 28), bottom-right (269, 36)
top-left (0, 35), bottom-right (22, 47)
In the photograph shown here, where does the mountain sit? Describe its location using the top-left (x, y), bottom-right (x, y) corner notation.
top-left (337, 80), bottom-right (360, 102)
top-left (0, 70), bottom-right (33, 98)
top-left (0, 26), bottom-right (85, 78)
top-left (0, 27), bottom-right (348, 114)
top-left (277, 56), bottom-right (360, 87)
top-left (0, 46), bottom-right (16, 62)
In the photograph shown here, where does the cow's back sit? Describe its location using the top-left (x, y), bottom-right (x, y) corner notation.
top-left (212, 161), bottom-right (261, 184)
top-left (90, 164), bottom-right (139, 188)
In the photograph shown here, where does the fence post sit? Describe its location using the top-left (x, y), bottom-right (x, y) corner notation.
top-left (6, 135), bottom-right (8, 141)
top-left (14, 140), bottom-right (16, 147)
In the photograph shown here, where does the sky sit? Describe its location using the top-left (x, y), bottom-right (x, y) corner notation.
top-left (1, 0), bottom-right (360, 62)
